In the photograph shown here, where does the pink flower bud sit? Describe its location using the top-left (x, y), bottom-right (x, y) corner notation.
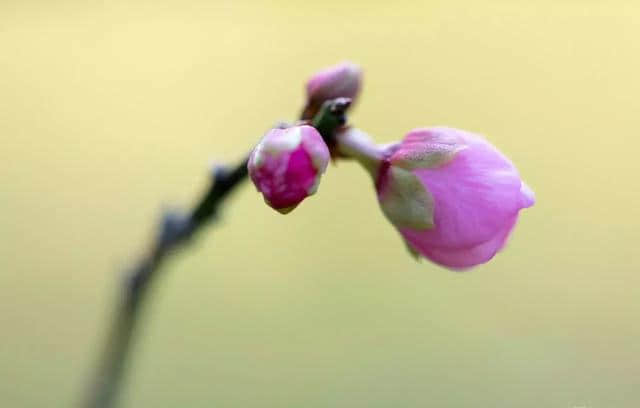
top-left (306, 61), bottom-right (362, 102)
top-left (302, 62), bottom-right (362, 119)
top-left (377, 127), bottom-right (535, 269)
top-left (248, 125), bottom-right (330, 214)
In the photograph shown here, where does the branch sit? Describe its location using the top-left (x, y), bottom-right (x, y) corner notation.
top-left (83, 158), bottom-right (248, 408)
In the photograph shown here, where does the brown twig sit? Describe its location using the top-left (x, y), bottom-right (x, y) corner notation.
top-left (83, 159), bottom-right (249, 408)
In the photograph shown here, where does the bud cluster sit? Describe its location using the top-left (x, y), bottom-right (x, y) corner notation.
top-left (247, 62), bottom-right (534, 269)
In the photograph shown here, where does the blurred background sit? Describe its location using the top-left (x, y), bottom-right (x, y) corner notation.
top-left (1, 1), bottom-right (639, 407)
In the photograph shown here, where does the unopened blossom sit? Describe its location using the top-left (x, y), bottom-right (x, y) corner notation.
top-left (248, 125), bottom-right (330, 213)
top-left (336, 126), bottom-right (534, 269)
top-left (302, 61), bottom-right (362, 119)
top-left (375, 127), bottom-right (535, 269)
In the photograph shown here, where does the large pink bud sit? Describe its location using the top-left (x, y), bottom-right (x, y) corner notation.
top-left (376, 127), bottom-right (535, 269)
top-left (248, 125), bottom-right (330, 214)
top-left (302, 61), bottom-right (362, 119)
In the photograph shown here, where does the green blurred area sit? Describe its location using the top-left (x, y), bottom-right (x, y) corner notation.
top-left (1, 1), bottom-right (639, 407)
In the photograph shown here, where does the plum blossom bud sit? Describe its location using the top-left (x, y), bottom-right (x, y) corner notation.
top-left (376, 127), bottom-right (535, 269)
top-left (248, 125), bottom-right (330, 214)
top-left (302, 61), bottom-right (362, 119)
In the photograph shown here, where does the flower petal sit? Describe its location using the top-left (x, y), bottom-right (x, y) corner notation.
top-left (415, 214), bottom-right (518, 269)
top-left (403, 128), bottom-right (527, 249)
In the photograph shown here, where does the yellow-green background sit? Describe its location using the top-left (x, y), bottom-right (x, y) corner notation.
top-left (1, 1), bottom-right (638, 407)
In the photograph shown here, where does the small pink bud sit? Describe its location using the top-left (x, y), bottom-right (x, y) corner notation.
top-left (302, 62), bottom-right (362, 119)
top-left (376, 127), bottom-right (535, 269)
top-left (248, 125), bottom-right (330, 213)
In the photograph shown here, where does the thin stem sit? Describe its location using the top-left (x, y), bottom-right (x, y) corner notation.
top-left (83, 158), bottom-right (249, 408)
top-left (335, 127), bottom-right (385, 176)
